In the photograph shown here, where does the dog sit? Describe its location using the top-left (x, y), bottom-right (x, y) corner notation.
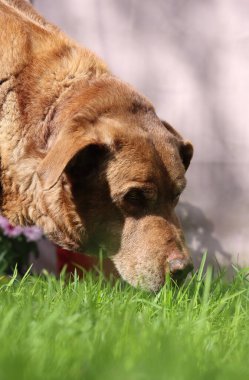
top-left (0, 0), bottom-right (194, 291)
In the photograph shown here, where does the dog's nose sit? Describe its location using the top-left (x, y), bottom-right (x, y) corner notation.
top-left (168, 258), bottom-right (193, 283)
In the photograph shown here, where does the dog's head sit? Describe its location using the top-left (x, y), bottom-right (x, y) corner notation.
top-left (37, 77), bottom-right (193, 291)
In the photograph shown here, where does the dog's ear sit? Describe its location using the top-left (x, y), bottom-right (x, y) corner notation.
top-left (37, 122), bottom-right (107, 190)
top-left (161, 120), bottom-right (193, 171)
top-left (179, 140), bottom-right (193, 171)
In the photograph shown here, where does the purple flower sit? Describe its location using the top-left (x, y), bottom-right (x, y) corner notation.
top-left (22, 226), bottom-right (43, 242)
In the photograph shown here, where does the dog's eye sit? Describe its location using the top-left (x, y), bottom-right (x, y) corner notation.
top-left (124, 188), bottom-right (146, 206)
top-left (118, 186), bottom-right (157, 215)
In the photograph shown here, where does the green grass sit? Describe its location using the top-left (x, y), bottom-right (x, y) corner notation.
top-left (0, 255), bottom-right (249, 380)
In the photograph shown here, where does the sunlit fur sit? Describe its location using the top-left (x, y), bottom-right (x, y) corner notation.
top-left (0, 0), bottom-right (193, 291)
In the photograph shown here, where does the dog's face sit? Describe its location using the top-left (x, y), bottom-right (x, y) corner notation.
top-left (37, 78), bottom-right (193, 291)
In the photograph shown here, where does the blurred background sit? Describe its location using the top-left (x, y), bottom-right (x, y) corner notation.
top-left (31, 0), bottom-right (249, 272)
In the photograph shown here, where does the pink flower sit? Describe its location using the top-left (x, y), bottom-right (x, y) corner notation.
top-left (3, 225), bottom-right (23, 238)
top-left (0, 214), bottom-right (43, 241)
top-left (0, 216), bottom-right (23, 237)
top-left (0, 215), bottom-right (10, 230)
top-left (22, 226), bottom-right (43, 242)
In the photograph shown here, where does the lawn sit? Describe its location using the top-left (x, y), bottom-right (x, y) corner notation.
top-left (0, 255), bottom-right (249, 380)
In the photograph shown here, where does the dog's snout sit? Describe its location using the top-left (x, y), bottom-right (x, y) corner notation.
top-left (168, 258), bottom-right (193, 283)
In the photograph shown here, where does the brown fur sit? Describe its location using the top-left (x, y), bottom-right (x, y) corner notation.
top-left (0, 0), bottom-right (194, 291)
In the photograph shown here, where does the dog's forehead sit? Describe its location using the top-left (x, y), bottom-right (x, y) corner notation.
top-left (149, 126), bottom-right (185, 181)
top-left (136, 111), bottom-right (186, 181)
top-left (104, 114), bottom-right (185, 189)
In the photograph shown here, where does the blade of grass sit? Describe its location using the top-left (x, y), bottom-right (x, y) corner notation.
top-left (192, 252), bottom-right (207, 308)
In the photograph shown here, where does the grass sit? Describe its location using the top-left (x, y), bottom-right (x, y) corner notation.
top-left (0, 255), bottom-right (249, 380)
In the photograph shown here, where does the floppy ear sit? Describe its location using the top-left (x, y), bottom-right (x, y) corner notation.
top-left (37, 123), bottom-right (102, 190)
top-left (161, 120), bottom-right (193, 171)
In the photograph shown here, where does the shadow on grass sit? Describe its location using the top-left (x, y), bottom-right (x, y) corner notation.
top-left (177, 201), bottom-right (233, 276)
top-left (32, 201), bottom-right (234, 280)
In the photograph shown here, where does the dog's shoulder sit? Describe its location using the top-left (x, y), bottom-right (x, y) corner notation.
top-left (0, 0), bottom-right (70, 80)
top-left (0, 0), bottom-right (58, 31)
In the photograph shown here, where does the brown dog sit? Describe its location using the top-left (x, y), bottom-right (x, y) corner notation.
top-left (0, 0), bottom-right (194, 291)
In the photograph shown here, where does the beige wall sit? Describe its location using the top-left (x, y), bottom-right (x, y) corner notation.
top-left (34, 0), bottom-right (249, 270)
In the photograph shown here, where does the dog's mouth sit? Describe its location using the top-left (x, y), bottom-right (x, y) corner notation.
top-left (85, 239), bottom-right (108, 256)
top-left (83, 223), bottom-right (122, 256)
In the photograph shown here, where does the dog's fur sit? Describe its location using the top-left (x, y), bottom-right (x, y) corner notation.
top-left (0, 0), bottom-right (194, 291)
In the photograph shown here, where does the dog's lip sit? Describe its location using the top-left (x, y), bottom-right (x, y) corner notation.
top-left (167, 252), bottom-right (186, 262)
top-left (165, 255), bottom-right (193, 284)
